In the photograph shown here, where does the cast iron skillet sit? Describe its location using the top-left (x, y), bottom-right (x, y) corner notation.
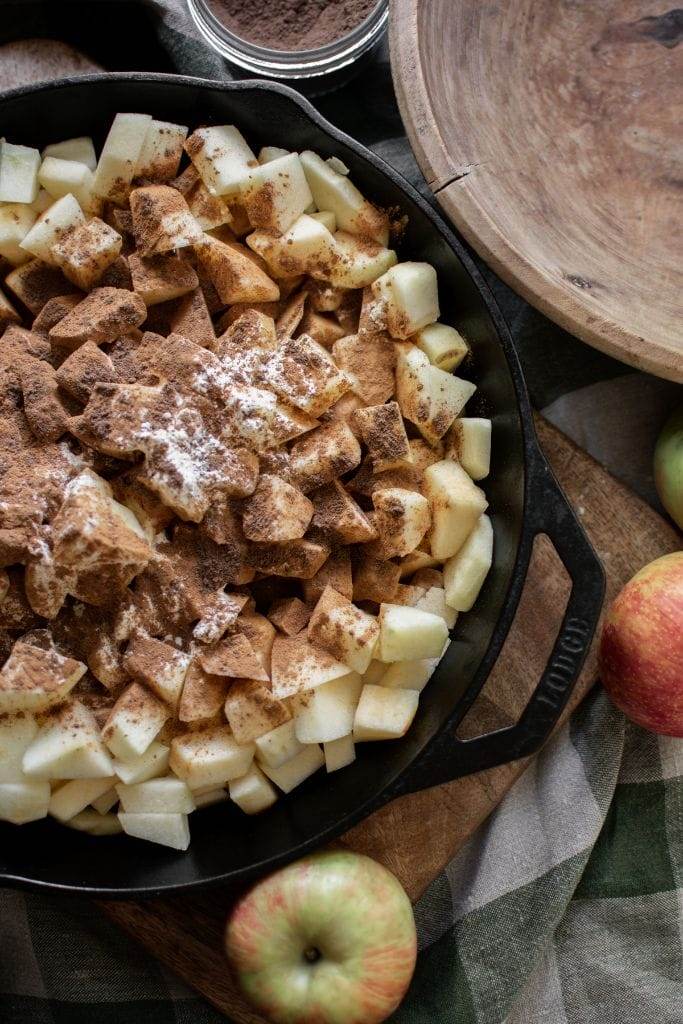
top-left (0, 74), bottom-right (605, 897)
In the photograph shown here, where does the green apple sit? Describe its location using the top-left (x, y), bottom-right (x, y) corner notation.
top-left (225, 850), bottom-right (417, 1024)
top-left (654, 406), bottom-right (683, 530)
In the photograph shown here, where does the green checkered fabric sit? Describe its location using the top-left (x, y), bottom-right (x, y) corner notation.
top-left (1, 3), bottom-right (681, 1022)
top-left (402, 689), bottom-right (683, 1024)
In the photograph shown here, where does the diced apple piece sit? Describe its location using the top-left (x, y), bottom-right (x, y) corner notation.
top-left (43, 136), bottom-right (97, 170)
top-left (229, 765), bottom-right (278, 814)
top-left (290, 420), bottom-right (361, 493)
top-left (135, 119), bottom-right (188, 181)
top-left (0, 714), bottom-right (39, 782)
top-left (182, 172), bottom-right (233, 231)
top-left (254, 719), bottom-right (303, 769)
top-left (168, 285), bottom-right (215, 346)
top-left (446, 418), bottom-right (492, 481)
top-left (302, 547), bottom-right (353, 604)
top-left (409, 438), bottom-right (443, 472)
top-left (92, 113), bottom-right (152, 201)
top-left (185, 125), bottom-right (256, 197)
top-left (0, 203), bottom-right (37, 264)
top-left (38, 157), bottom-right (100, 213)
top-left (199, 634), bottom-right (269, 683)
top-left (123, 635), bottom-right (190, 709)
top-left (66, 809), bottom-right (123, 835)
top-left (443, 514), bottom-right (494, 612)
top-left (20, 193), bottom-right (85, 264)
top-left (372, 487), bottom-right (431, 557)
top-left (307, 586), bottom-right (379, 675)
top-left (128, 252), bottom-right (198, 306)
top-left (48, 776), bottom-right (116, 822)
top-left (116, 777), bottom-right (195, 814)
top-left (0, 641), bottom-right (86, 715)
top-left (373, 263), bottom-right (439, 339)
top-left (299, 150), bottom-right (389, 244)
top-left (52, 217), bottom-right (122, 290)
top-left (169, 726), bottom-right (255, 788)
top-left (378, 659), bottom-right (438, 692)
top-left (246, 538), bottom-right (330, 581)
top-left (30, 188), bottom-right (53, 214)
top-left (377, 604), bottom-right (448, 662)
top-left (129, 184), bottom-right (204, 255)
top-left (23, 700), bottom-right (114, 779)
top-left (101, 683), bottom-right (169, 761)
top-left (242, 152), bottom-right (313, 234)
top-left (259, 146), bottom-right (290, 164)
top-left (238, 611), bottom-right (276, 675)
top-left (423, 460), bottom-right (488, 559)
top-left (332, 332), bottom-right (395, 406)
top-left (247, 214), bottom-right (337, 279)
top-left (0, 779), bottom-right (51, 824)
top-left (260, 743), bottom-right (324, 793)
top-left (177, 661), bottom-right (227, 723)
top-left (399, 545), bottom-right (442, 578)
top-left (293, 672), bottom-right (363, 743)
top-left (267, 596), bottom-right (312, 636)
top-left (396, 344), bottom-right (476, 445)
top-left (194, 787), bottom-right (229, 809)
top-left (265, 333), bottom-right (351, 417)
top-left (112, 741), bottom-right (170, 785)
top-left (363, 659), bottom-right (389, 685)
top-left (0, 141), bottom-right (41, 203)
top-left (352, 556), bottom-right (401, 606)
top-left (415, 586), bottom-right (458, 629)
top-left (391, 583), bottom-right (426, 607)
top-left (242, 474), bottom-right (313, 542)
top-left (0, 287), bottom-right (21, 328)
top-left (310, 210), bottom-right (336, 233)
top-left (327, 231), bottom-right (397, 289)
top-left (353, 684), bottom-right (419, 740)
top-left (310, 480), bottom-right (376, 544)
top-left (119, 811), bottom-right (190, 850)
top-left (224, 679), bottom-right (291, 744)
top-left (324, 734), bottom-right (356, 772)
top-left (270, 634), bottom-right (349, 699)
top-left (49, 287), bottom-right (146, 349)
top-left (412, 567), bottom-right (444, 589)
top-left (91, 787), bottom-right (118, 814)
top-left (194, 234), bottom-right (279, 303)
top-left (414, 322), bottom-right (468, 371)
top-left (353, 401), bottom-right (411, 472)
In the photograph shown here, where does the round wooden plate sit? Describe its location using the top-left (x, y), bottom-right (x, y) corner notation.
top-left (390, 0), bottom-right (683, 382)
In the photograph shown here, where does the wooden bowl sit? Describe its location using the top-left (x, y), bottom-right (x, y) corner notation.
top-left (390, 0), bottom-right (683, 382)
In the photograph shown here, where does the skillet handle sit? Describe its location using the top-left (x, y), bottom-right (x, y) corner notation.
top-left (392, 444), bottom-right (605, 797)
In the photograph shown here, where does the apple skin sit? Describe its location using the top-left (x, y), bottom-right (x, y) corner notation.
top-left (599, 552), bottom-right (683, 736)
top-left (225, 850), bottom-right (417, 1024)
top-left (654, 406), bottom-right (683, 530)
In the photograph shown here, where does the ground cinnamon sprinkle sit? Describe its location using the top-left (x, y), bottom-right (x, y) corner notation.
top-left (206, 0), bottom-right (379, 52)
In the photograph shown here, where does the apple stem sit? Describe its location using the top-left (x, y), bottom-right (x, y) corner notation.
top-left (304, 947), bottom-right (321, 964)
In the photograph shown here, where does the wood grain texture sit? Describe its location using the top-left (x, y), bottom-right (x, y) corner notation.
top-left (101, 417), bottom-right (681, 1023)
top-left (390, 0), bottom-right (683, 382)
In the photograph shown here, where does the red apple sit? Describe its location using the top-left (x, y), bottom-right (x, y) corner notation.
top-left (599, 552), bottom-right (683, 735)
top-left (225, 850), bottom-right (417, 1024)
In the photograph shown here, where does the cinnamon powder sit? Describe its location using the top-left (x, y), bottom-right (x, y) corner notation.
top-left (206, 0), bottom-right (379, 52)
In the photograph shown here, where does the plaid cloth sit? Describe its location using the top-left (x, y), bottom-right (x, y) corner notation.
top-left (0, 3), bottom-right (681, 1022)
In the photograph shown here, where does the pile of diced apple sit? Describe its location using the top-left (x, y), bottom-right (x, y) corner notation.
top-left (0, 112), bottom-right (494, 851)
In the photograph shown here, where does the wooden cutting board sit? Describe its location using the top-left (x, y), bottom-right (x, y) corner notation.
top-left (389, 0), bottom-right (683, 383)
top-left (101, 417), bottom-right (680, 1022)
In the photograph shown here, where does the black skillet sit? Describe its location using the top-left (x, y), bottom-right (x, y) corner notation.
top-left (0, 74), bottom-right (605, 897)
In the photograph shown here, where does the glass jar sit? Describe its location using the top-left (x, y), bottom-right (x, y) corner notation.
top-left (186, 0), bottom-right (388, 91)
